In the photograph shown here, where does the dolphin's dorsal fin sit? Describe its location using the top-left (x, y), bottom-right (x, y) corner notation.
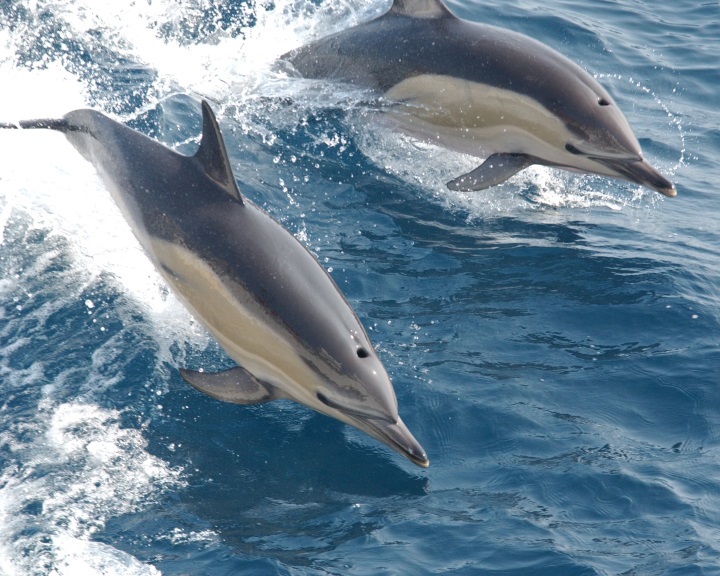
top-left (195, 100), bottom-right (244, 204)
top-left (390, 0), bottom-right (453, 18)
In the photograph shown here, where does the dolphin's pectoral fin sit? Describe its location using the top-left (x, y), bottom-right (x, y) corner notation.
top-left (179, 366), bottom-right (281, 405)
top-left (447, 153), bottom-right (534, 191)
top-left (194, 100), bottom-right (244, 205)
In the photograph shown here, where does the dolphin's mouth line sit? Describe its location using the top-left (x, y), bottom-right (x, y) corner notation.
top-left (594, 156), bottom-right (677, 197)
top-left (565, 143), bottom-right (642, 163)
top-left (316, 390), bottom-right (429, 467)
top-left (564, 143), bottom-right (676, 197)
top-left (316, 391), bottom-right (396, 423)
top-left (348, 413), bottom-right (430, 468)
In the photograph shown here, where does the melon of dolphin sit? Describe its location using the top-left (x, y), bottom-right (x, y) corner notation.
top-left (1, 101), bottom-right (428, 468)
top-left (283, 0), bottom-right (676, 197)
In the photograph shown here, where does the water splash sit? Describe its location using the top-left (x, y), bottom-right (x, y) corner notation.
top-left (597, 72), bottom-right (686, 175)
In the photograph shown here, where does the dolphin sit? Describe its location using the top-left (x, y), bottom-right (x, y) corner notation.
top-left (1, 100), bottom-right (428, 467)
top-left (282, 0), bottom-right (676, 197)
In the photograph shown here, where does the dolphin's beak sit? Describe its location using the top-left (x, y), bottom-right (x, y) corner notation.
top-left (354, 414), bottom-right (429, 468)
top-left (596, 156), bottom-right (676, 197)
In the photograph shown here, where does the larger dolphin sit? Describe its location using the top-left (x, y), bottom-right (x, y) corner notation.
top-left (283, 0), bottom-right (676, 197)
top-left (2, 101), bottom-right (428, 467)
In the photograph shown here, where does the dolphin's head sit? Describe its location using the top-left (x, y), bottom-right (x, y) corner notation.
top-left (305, 331), bottom-right (429, 468)
top-left (552, 74), bottom-right (676, 197)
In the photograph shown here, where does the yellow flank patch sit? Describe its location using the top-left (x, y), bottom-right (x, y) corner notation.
top-left (385, 74), bottom-right (571, 149)
top-left (148, 236), bottom-right (319, 400)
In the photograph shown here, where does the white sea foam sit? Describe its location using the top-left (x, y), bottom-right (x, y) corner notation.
top-left (0, 60), bottom-right (207, 347)
top-left (0, 11), bottom-right (212, 574)
top-left (0, 58), bottom-right (198, 576)
top-left (6, 0), bottom-right (376, 109)
top-left (0, 396), bottom-right (184, 575)
top-left (49, 535), bottom-right (162, 576)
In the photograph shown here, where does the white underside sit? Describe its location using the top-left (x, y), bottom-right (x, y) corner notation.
top-left (382, 74), bottom-right (620, 178)
top-left (148, 237), bottom-right (321, 406)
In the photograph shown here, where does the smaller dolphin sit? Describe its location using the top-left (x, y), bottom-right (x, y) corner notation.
top-left (283, 0), bottom-right (676, 197)
top-left (2, 101), bottom-right (428, 467)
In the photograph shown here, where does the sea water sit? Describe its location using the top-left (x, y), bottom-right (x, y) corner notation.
top-left (0, 0), bottom-right (718, 574)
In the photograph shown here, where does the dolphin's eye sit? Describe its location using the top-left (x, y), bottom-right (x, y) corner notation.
top-left (356, 347), bottom-right (370, 359)
top-left (317, 392), bottom-right (331, 406)
top-left (565, 143), bottom-right (583, 155)
top-left (598, 97), bottom-right (610, 107)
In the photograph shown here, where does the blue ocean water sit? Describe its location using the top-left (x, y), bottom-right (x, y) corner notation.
top-left (0, 0), bottom-right (719, 574)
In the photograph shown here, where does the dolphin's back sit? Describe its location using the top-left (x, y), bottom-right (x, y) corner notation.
top-left (60, 107), bottom-right (374, 371)
top-left (62, 109), bottom-right (203, 240)
top-left (2, 101), bottom-right (428, 466)
top-left (285, 9), bottom-right (609, 119)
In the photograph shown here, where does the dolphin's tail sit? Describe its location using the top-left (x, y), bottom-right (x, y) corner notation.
top-left (0, 118), bottom-right (70, 131)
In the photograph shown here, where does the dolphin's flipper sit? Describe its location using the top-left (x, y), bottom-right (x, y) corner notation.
top-left (447, 153), bottom-right (534, 191)
top-left (194, 100), bottom-right (244, 204)
top-left (179, 366), bottom-right (282, 405)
